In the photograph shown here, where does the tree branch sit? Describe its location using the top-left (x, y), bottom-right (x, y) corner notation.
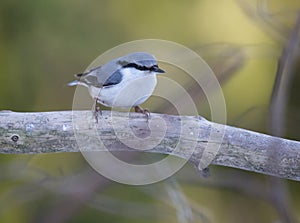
top-left (0, 110), bottom-right (299, 181)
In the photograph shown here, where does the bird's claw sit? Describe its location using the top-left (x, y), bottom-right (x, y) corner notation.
top-left (93, 106), bottom-right (102, 123)
top-left (134, 106), bottom-right (150, 119)
top-left (92, 98), bottom-right (102, 123)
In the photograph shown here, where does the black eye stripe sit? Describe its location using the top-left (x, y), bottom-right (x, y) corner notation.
top-left (123, 63), bottom-right (158, 71)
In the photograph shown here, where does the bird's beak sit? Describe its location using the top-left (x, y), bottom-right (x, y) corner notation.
top-left (154, 66), bottom-right (165, 74)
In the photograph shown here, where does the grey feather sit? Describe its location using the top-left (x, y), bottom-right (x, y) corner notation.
top-left (67, 80), bottom-right (79, 86)
top-left (68, 52), bottom-right (159, 88)
top-left (103, 70), bottom-right (123, 86)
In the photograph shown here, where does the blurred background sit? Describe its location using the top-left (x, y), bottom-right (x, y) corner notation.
top-left (0, 0), bottom-right (300, 222)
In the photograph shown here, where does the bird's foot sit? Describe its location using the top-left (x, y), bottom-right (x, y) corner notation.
top-left (134, 106), bottom-right (150, 119)
top-left (92, 98), bottom-right (102, 123)
top-left (93, 106), bottom-right (102, 123)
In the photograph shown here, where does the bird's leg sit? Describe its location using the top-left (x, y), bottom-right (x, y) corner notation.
top-left (134, 106), bottom-right (150, 119)
top-left (92, 98), bottom-right (102, 123)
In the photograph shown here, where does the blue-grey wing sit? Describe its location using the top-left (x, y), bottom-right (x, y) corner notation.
top-left (102, 70), bottom-right (122, 86)
top-left (76, 63), bottom-right (122, 88)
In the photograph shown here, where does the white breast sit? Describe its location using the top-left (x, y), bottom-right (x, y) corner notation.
top-left (94, 69), bottom-right (157, 108)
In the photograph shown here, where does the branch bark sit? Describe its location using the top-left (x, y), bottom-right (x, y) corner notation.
top-left (0, 110), bottom-right (299, 181)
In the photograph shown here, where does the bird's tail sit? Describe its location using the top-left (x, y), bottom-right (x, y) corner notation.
top-left (68, 72), bottom-right (88, 86)
top-left (67, 80), bottom-right (79, 86)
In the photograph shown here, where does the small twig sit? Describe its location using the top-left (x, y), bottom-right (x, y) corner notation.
top-left (269, 12), bottom-right (300, 137)
top-left (267, 12), bottom-right (300, 223)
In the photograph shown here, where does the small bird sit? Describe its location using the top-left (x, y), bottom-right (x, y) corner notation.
top-left (68, 52), bottom-right (165, 121)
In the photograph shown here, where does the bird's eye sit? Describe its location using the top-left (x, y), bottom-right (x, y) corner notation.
top-left (149, 65), bottom-right (158, 71)
top-left (123, 63), bottom-right (157, 72)
top-left (123, 63), bottom-right (144, 70)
